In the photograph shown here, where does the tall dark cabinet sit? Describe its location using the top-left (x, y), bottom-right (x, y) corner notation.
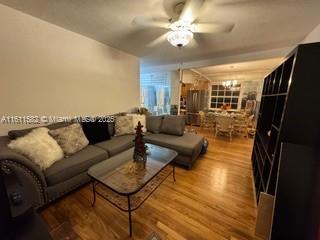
top-left (252, 42), bottom-right (320, 239)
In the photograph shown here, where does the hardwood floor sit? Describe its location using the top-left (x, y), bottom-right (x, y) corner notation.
top-left (41, 129), bottom-right (259, 240)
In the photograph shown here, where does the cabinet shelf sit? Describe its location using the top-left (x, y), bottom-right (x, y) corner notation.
top-left (256, 131), bottom-right (270, 152)
top-left (253, 149), bottom-right (263, 178)
top-left (271, 125), bottom-right (279, 132)
top-left (262, 93), bottom-right (287, 97)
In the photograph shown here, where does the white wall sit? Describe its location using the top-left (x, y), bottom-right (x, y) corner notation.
top-left (182, 70), bottom-right (196, 84)
top-left (0, 4), bottom-right (139, 135)
top-left (302, 24), bottom-right (320, 43)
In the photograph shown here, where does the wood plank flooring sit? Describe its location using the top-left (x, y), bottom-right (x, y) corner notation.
top-left (41, 128), bottom-right (259, 240)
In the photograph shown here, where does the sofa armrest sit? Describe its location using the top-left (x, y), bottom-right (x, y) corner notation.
top-left (0, 140), bottom-right (47, 208)
top-left (0, 147), bottom-right (47, 187)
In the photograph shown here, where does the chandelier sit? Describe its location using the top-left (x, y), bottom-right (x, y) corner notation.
top-left (222, 80), bottom-right (240, 91)
top-left (167, 20), bottom-right (194, 47)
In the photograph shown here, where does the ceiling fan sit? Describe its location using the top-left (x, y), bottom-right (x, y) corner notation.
top-left (132, 0), bottom-right (235, 48)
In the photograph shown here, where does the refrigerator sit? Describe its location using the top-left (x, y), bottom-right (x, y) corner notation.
top-left (186, 90), bottom-right (207, 125)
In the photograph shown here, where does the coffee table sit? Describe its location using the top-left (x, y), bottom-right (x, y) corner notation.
top-left (87, 144), bottom-right (178, 237)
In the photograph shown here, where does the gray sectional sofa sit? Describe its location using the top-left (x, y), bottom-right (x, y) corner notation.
top-left (0, 115), bottom-right (204, 208)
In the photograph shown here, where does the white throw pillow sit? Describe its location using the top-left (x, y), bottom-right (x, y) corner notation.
top-left (127, 114), bottom-right (146, 132)
top-left (8, 127), bottom-right (64, 170)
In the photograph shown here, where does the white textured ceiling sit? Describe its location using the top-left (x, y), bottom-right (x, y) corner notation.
top-left (1, 0), bottom-right (319, 68)
top-left (194, 57), bottom-right (282, 81)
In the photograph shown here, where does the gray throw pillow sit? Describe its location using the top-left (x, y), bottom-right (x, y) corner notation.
top-left (108, 122), bottom-right (115, 136)
top-left (160, 115), bottom-right (186, 136)
top-left (146, 116), bottom-right (163, 133)
top-left (49, 123), bottom-right (89, 156)
top-left (107, 113), bottom-right (127, 136)
top-left (115, 116), bottom-right (134, 136)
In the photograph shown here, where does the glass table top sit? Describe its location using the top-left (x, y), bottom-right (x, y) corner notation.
top-left (88, 144), bottom-right (177, 195)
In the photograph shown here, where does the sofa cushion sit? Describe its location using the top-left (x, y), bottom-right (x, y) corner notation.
top-left (49, 123), bottom-right (89, 156)
top-left (0, 136), bottom-right (47, 186)
top-left (160, 115), bottom-right (186, 136)
top-left (8, 121), bottom-right (73, 140)
top-left (146, 116), bottom-right (163, 133)
top-left (127, 113), bottom-right (146, 132)
top-left (45, 145), bottom-right (108, 186)
top-left (95, 134), bottom-right (135, 156)
top-left (107, 112), bottom-right (127, 136)
top-left (8, 127), bottom-right (64, 170)
top-left (108, 122), bottom-right (115, 136)
top-left (144, 133), bottom-right (203, 156)
top-left (81, 118), bottom-right (110, 144)
top-left (115, 116), bottom-right (134, 136)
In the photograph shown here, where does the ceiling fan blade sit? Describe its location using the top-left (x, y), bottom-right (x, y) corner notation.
top-left (192, 23), bottom-right (235, 33)
top-left (147, 33), bottom-right (168, 47)
top-left (163, 0), bottom-right (183, 20)
top-left (215, 0), bottom-right (256, 6)
top-left (179, 0), bottom-right (205, 23)
top-left (132, 16), bottom-right (170, 29)
top-left (194, 33), bottom-right (207, 46)
top-left (186, 38), bottom-right (199, 49)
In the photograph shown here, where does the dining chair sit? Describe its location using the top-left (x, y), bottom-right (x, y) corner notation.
top-left (233, 114), bottom-right (249, 138)
top-left (247, 114), bottom-right (256, 136)
top-left (215, 115), bottom-right (234, 141)
top-left (199, 111), bottom-right (205, 128)
top-left (200, 112), bottom-right (215, 130)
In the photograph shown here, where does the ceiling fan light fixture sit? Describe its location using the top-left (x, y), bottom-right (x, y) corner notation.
top-left (167, 29), bottom-right (193, 47)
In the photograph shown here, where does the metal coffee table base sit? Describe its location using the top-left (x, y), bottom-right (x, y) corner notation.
top-left (90, 165), bottom-right (176, 237)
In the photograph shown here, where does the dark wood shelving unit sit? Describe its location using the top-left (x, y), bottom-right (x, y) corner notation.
top-left (253, 46), bottom-right (302, 199)
top-left (253, 53), bottom-right (293, 200)
top-left (252, 42), bottom-right (320, 239)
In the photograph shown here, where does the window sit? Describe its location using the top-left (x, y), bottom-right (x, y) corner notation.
top-left (210, 84), bottom-right (241, 109)
top-left (140, 72), bottom-right (171, 115)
